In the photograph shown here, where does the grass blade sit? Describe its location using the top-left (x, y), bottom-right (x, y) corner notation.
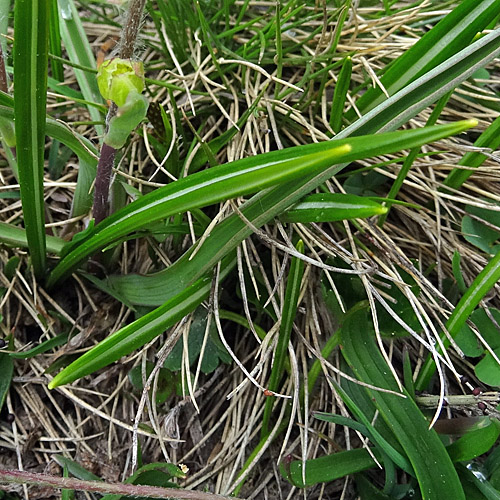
top-left (346, 0), bottom-right (500, 119)
top-left (416, 250), bottom-right (500, 390)
top-left (58, 0), bottom-right (105, 136)
top-left (329, 56), bottom-right (351, 133)
top-left (444, 114), bottom-right (500, 190)
top-left (261, 239), bottom-right (305, 436)
top-left (14, 0), bottom-right (50, 277)
top-left (280, 193), bottom-right (387, 223)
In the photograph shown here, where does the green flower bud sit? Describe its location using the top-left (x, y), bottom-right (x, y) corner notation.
top-left (97, 58), bottom-right (145, 107)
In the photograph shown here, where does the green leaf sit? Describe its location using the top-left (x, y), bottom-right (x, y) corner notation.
top-left (462, 204), bottom-right (500, 255)
top-left (447, 417), bottom-right (500, 462)
top-left (416, 250), bottom-right (500, 390)
top-left (53, 455), bottom-right (101, 482)
top-left (14, 0), bottom-right (50, 277)
top-left (0, 222), bottom-right (65, 255)
top-left (282, 448), bottom-right (378, 488)
top-left (280, 193), bottom-right (387, 223)
top-left (444, 114), bottom-right (500, 190)
top-left (475, 349), bottom-right (500, 386)
top-left (9, 332), bottom-right (70, 359)
top-left (57, 0), bottom-right (104, 136)
top-left (330, 56), bottom-right (352, 133)
top-left (0, 353), bottom-right (13, 413)
top-left (48, 255), bottom-right (236, 388)
top-left (107, 121), bottom-right (477, 308)
top-left (341, 307), bottom-right (465, 500)
top-left (128, 361), bottom-right (175, 405)
top-left (262, 239), bottom-right (305, 436)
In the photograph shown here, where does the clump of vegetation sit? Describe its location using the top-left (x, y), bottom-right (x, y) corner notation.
top-left (1, 0), bottom-right (500, 499)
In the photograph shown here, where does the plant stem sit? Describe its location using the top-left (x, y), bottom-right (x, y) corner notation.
top-left (92, 142), bottom-right (116, 224)
top-left (92, 0), bottom-right (146, 224)
top-left (0, 469), bottom-right (241, 500)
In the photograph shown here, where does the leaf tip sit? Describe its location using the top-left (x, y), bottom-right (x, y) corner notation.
top-left (464, 119), bottom-right (478, 129)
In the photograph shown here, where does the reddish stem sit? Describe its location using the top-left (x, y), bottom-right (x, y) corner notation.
top-left (0, 469), bottom-right (241, 500)
top-left (92, 142), bottom-right (116, 224)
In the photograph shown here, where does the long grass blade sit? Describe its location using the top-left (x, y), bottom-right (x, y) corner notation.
top-left (14, 0), bottom-right (50, 277)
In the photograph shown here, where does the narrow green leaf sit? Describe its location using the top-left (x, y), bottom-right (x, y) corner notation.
top-left (341, 308), bottom-right (465, 500)
top-left (57, 0), bottom-right (104, 136)
top-left (281, 193), bottom-right (386, 223)
top-left (444, 114), bottom-right (500, 189)
top-left (48, 255), bottom-right (236, 388)
top-left (0, 222), bottom-right (64, 254)
top-left (14, 0), bottom-right (50, 277)
top-left (0, 353), bottom-right (13, 413)
top-left (261, 239), bottom-right (305, 436)
top-left (330, 56), bottom-right (351, 133)
top-left (53, 455), bottom-right (101, 482)
top-left (9, 331), bottom-right (69, 359)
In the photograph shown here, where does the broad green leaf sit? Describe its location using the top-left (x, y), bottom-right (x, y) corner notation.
top-left (14, 0), bottom-right (50, 277)
top-left (107, 121), bottom-right (476, 307)
top-left (447, 417), bottom-right (500, 462)
top-left (281, 448), bottom-right (378, 488)
top-left (475, 349), bottom-right (500, 386)
top-left (341, 307), bottom-right (465, 500)
top-left (48, 254), bottom-right (236, 388)
top-left (462, 205), bottom-right (500, 255)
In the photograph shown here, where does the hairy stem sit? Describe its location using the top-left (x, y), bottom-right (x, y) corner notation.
top-left (0, 469), bottom-right (241, 500)
top-left (92, 0), bottom-right (146, 224)
top-left (92, 142), bottom-right (116, 224)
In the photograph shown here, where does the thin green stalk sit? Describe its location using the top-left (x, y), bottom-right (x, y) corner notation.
top-left (261, 240), bottom-right (305, 437)
top-left (378, 91), bottom-right (452, 226)
top-left (444, 113), bottom-right (500, 189)
top-left (273, 1), bottom-right (283, 100)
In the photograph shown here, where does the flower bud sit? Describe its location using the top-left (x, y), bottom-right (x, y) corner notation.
top-left (97, 58), bottom-right (145, 107)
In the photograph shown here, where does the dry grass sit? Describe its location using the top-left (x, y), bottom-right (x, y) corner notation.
top-left (1, 1), bottom-right (500, 499)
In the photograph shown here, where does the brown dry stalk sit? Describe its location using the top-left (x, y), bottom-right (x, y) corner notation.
top-left (0, 469), bottom-right (243, 500)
